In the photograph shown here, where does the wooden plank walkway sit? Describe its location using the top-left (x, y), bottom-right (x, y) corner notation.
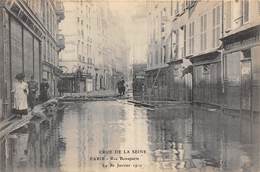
top-left (0, 98), bottom-right (59, 139)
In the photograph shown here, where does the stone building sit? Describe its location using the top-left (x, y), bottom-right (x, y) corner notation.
top-left (221, 0), bottom-right (260, 112)
top-left (59, 1), bottom-right (128, 92)
top-left (146, 1), bottom-right (172, 101)
top-left (145, 0), bottom-right (260, 112)
top-left (0, 0), bottom-right (65, 120)
top-left (59, 1), bottom-right (95, 92)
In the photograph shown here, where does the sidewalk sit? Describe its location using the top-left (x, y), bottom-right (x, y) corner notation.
top-left (63, 90), bottom-right (118, 98)
top-left (87, 90), bottom-right (117, 97)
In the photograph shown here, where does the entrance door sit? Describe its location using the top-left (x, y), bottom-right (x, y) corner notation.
top-left (240, 58), bottom-right (252, 111)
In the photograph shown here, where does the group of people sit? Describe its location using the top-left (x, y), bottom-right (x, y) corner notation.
top-left (12, 73), bottom-right (50, 118)
top-left (117, 78), bottom-right (126, 96)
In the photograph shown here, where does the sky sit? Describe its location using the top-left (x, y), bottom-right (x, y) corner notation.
top-left (108, 0), bottom-right (148, 64)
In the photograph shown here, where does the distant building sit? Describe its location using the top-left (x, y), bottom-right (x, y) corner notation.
top-left (59, 1), bottom-right (129, 92)
top-left (0, 0), bottom-right (65, 119)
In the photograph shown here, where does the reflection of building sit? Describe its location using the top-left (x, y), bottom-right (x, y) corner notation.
top-left (0, 108), bottom-right (63, 171)
top-left (0, 0), bottom-right (65, 120)
top-left (146, 105), bottom-right (260, 171)
top-left (147, 107), bottom-right (193, 169)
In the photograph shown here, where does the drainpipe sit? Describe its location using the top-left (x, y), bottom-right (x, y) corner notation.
top-left (221, 0), bottom-right (225, 94)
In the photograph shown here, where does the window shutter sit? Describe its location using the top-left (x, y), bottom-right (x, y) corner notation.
top-left (225, 1), bottom-right (232, 30)
top-left (258, 0), bottom-right (260, 15)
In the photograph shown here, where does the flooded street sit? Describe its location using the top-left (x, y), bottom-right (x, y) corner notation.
top-left (1, 101), bottom-right (260, 172)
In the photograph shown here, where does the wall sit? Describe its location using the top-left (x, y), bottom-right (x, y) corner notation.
top-left (252, 46), bottom-right (260, 112)
top-left (193, 60), bottom-right (221, 105)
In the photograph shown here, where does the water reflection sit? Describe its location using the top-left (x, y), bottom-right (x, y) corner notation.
top-left (0, 111), bottom-right (64, 172)
top-left (0, 101), bottom-right (259, 172)
top-left (148, 106), bottom-right (260, 172)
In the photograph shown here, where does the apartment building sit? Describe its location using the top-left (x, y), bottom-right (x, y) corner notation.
top-left (146, 1), bottom-right (172, 101)
top-left (59, 1), bottom-right (128, 92)
top-left (222, 0), bottom-right (260, 112)
top-left (0, 0), bottom-right (65, 119)
top-left (146, 0), bottom-right (260, 112)
top-left (59, 1), bottom-right (95, 92)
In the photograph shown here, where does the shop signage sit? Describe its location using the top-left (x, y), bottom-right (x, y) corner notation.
top-left (225, 30), bottom-right (260, 50)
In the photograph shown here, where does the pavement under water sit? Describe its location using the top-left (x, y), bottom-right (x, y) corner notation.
top-left (0, 100), bottom-right (260, 172)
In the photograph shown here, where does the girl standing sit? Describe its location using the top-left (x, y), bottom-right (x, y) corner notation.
top-left (12, 73), bottom-right (29, 118)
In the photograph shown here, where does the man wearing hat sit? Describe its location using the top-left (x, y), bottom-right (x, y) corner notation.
top-left (12, 73), bottom-right (29, 118)
top-left (39, 78), bottom-right (50, 102)
top-left (27, 75), bottom-right (38, 110)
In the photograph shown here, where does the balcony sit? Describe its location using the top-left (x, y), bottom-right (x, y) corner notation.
top-left (56, 1), bottom-right (65, 23)
top-left (57, 34), bottom-right (65, 52)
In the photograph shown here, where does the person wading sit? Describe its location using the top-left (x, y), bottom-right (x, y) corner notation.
top-left (27, 75), bottom-right (38, 110)
top-left (12, 73), bottom-right (29, 118)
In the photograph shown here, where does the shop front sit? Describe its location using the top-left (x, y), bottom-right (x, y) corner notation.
top-left (222, 26), bottom-right (260, 113)
top-left (0, 2), bottom-right (43, 119)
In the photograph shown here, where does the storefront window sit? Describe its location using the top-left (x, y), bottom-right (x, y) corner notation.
top-left (224, 52), bottom-right (241, 83)
top-left (10, 17), bottom-right (23, 84)
top-left (23, 29), bottom-right (34, 80)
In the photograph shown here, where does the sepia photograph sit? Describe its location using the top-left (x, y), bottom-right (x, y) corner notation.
top-left (0, 0), bottom-right (260, 171)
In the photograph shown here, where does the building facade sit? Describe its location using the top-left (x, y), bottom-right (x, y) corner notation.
top-left (59, 1), bottom-right (128, 92)
top-left (145, 0), bottom-right (260, 112)
top-left (146, 1), bottom-right (172, 101)
top-left (0, 0), bottom-right (65, 120)
top-left (222, 0), bottom-right (260, 113)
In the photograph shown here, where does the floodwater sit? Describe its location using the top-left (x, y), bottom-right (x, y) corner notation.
top-left (0, 101), bottom-right (260, 172)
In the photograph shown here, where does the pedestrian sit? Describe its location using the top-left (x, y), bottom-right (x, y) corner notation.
top-left (12, 73), bottom-right (29, 118)
top-left (121, 78), bottom-right (126, 96)
top-left (57, 78), bottom-right (64, 97)
top-left (40, 78), bottom-right (49, 102)
top-left (117, 80), bottom-right (122, 96)
top-left (27, 75), bottom-right (38, 110)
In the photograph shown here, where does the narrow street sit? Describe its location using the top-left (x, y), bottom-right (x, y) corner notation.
top-left (1, 100), bottom-right (260, 172)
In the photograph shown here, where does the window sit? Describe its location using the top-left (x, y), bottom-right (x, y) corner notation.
top-left (155, 49), bottom-right (159, 65)
top-left (213, 6), bottom-right (221, 48)
top-left (225, 1), bottom-right (232, 30)
top-left (42, 39), bottom-right (46, 61)
top-left (181, 1), bottom-right (186, 14)
top-left (180, 25), bottom-right (186, 58)
top-left (243, 0), bottom-right (249, 23)
top-left (175, 1), bottom-right (180, 16)
top-left (200, 14), bottom-right (207, 51)
top-left (224, 52), bottom-right (241, 82)
top-left (186, 0), bottom-right (197, 9)
top-left (47, 41), bottom-right (50, 63)
top-left (46, 2), bottom-right (49, 29)
top-left (189, 22), bottom-right (195, 54)
top-left (258, 0), bottom-right (260, 15)
top-left (42, 0), bottom-right (45, 25)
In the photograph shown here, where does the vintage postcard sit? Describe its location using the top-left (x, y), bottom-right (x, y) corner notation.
top-left (0, 0), bottom-right (259, 172)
